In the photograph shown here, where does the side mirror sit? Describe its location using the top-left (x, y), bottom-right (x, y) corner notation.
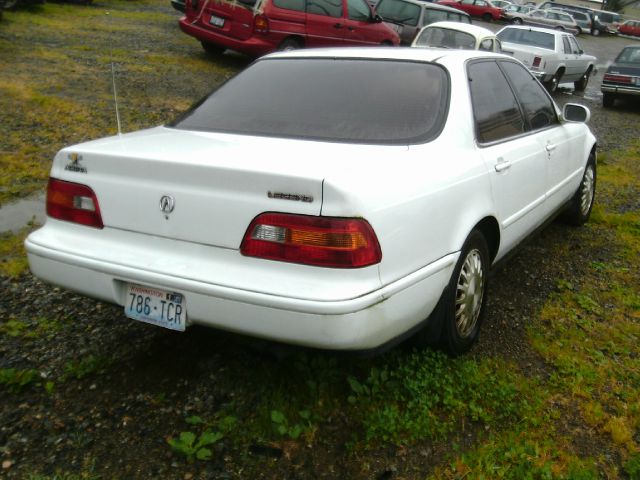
top-left (563, 103), bottom-right (590, 123)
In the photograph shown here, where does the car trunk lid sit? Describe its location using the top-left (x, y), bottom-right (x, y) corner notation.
top-left (50, 127), bottom-right (325, 250)
top-left (197, 0), bottom-right (256, 41)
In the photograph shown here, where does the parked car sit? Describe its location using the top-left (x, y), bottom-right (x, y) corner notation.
top-left (501, 4), bottom-right (534, 22)
top-left (179, 0), bottom-right (400, 57)
top-left (497, 25), bottom-right (596, 92)
top-left (510, 8), bottom-right (580, 35)
top-left (592, 9), bottom-right (621, 34)
top-left (412, 21), bottom-right (501, 52)
top-left (601, 44), bottom-right (640, 107)
top-left (25, 47), bottom-right (596, 356)
top-left (376, 0), bottom-right (471, 45)
top-left (561, 10), bottom-right (592, 35)
top-left (437, 0), bottom-right (503, 22)
top-left (490, 0), bottom-right (512, 8)
top-left (538, 1), bottom-right (605, 35)
top-left (617, 19), bottom-right (640, 37)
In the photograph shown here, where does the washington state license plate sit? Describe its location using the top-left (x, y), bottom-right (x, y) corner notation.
top-left (209, 15), bottom-right (225, 27)
top-left (124, 283), bottom-right (186, 331)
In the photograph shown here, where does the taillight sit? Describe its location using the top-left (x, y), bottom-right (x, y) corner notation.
top-left (254, 14), bottom-right (269, 33)
top-left (532, 56), bottom-right (542, 68)
top-left (46, 178), bottom-right (103, 229)
top-left (240, 213), bottom-right (382, 268)
top-left (603, 73), bottom-right (632, 84)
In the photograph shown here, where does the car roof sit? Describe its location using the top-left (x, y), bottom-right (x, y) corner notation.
top-left (423, 21), bottom-right (497, 38)
top-left (498, 24), bottom-right (569, 36)
top-left (263, 46), bottom-right (506, 63)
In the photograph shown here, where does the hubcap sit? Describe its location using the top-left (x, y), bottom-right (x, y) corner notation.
top-left (580, 165), bottom-right (595, 216)
top-left (455, 249), bottom-right (484, 338)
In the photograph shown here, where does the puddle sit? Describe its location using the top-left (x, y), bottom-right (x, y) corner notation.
top-left (0, 193), bottom-right (46, 233)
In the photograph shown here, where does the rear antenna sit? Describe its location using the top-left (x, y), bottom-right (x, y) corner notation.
top-left (106, 11), bottom-right (123, 137)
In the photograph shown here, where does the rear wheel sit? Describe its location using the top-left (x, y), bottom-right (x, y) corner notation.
top-left (512, 17), bottom-right (523, 25)
top-left (545, 71), bottom-right (562, 93)
top-left (591, 28), bottom-right (601, 36)
top-left (482, 12), bottom-right (493, 22)
top-left (574, 67), bottom-right (591, 91)
top-left (602, 92), bottom-right (615, 108)
top-left (440, 230), bottom-right (490, 356)
top-left (562, 156), bottom-right (596, 226)
top-left (200, 41), bottom-right (225, 56)
top-left (278, 38), bottom-right (303, 51)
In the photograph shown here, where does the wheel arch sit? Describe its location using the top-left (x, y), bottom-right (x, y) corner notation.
top-left (471, 216), bottom-right (500, 263)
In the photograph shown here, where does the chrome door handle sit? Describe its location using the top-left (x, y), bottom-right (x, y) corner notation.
top-left (495, 157), bottom-right (511, 172)
top-left (546, 143), bottom-right (557, 152)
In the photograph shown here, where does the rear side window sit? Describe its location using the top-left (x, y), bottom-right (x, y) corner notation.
top-left (423, 8), bottom-right (448, 24)
top-left (171, 58), bottom-right (449, 145)
top-left (499, 60), bottom-right (558, 131)
top-left (468, 60), bottom-right (525, 143)
top-left (307, 0), bottom-right (342, 17)
top-left (347, 0), bottom-right (371, 20)
top-left (274, 0), bottom-right (305, 11)
top-left (376, 0), bottom-right (421, 26)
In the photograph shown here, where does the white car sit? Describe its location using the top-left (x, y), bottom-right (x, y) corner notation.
top-left (412, 21), bottom-right (502, 52)
top-left (26, 48), bottom-right (596, 355)
top-left (497, 25), bottom-right (596, 92)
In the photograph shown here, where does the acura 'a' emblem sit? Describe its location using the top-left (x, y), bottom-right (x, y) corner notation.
top-left (160, 195), bottom-right (175, 214)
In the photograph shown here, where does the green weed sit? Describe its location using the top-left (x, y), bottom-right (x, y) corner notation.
top-left (63, 355), bottom-right (112, 380)
top-left (0, 367), bottom-right (40, 393)
top-left (167, 415), bottom-right (236, 462)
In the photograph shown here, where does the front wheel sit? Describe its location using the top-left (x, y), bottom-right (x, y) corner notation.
top-left (278, 38), bottom-right (303, 51)
top-left (440, 230), bottom-right (490, 356)
top-left (562, 156), bottom-right (596, 226)
top-left (482, 13), bottom-right (493, 22)
top-left (512, 17), bottom-right (523, 25)
top-left (591, 28), bottom-right (601, 36)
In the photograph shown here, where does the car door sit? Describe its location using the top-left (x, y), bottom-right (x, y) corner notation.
top-left (498, 59), bottom-right (577, 216)
top-left (306, 0), bottom-right (346, 46)
top-left (467, 59), bottom-right (549, 254)
top-left (560, 34), bottom-right (583, 80)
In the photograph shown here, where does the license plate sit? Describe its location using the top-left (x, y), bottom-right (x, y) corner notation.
top-left (124, 283), bottom-right (186, 331)
top-left (209, 15), bottom-right (225, 27)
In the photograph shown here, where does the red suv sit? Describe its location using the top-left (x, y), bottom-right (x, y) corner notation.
top-left (179, 0), bottom-right (400, 57)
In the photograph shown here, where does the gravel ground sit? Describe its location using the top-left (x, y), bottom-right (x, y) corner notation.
top-left (1, 2), bottom-right (640, 477)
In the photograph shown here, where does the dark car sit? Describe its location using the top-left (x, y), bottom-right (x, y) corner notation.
top-left (601, 45), bottom-right (640, 107)
top-left (171, 0), bottom-right (185, 12)
top-left (376, 0), bottom-right (471, 44)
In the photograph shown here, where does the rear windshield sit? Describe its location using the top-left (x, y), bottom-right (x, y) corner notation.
top-left (615, 46), bottom-right (640, 64)
top-left (171, 58), bottom-right (449, 144)
top-left (497, 28), bottom-right (555, 50)
top-left (414, 27), bottom-right (475, 49)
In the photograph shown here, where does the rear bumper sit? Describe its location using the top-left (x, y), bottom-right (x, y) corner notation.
top-left (179, 17), bottom-right (277, 56)
top-left (601, 84), bottom-right (640, 96)
top-left (25, 221), bottom-right (456, 350)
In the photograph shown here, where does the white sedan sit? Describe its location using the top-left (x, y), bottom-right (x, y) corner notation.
top-left (26, 48), bottom-right (596, 355)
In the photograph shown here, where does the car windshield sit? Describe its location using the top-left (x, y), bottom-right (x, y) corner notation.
top-left (376, 0), bottom-right (421, 25)
top-left (171, 58), bottom-right (449, 144)
top-left (497, 28), bottom-right (555, 50)
top-left (414, 27), bottom-right (476, 49)
top-left (615, 47), bottom-right (640, 64)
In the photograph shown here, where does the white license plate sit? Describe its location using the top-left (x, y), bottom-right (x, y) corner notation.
top-left (209, 15), bottom-right (225, 27)
top-left (124, 283), bottom-right (186, 331)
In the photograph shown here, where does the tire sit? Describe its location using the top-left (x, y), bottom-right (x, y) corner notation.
top-left (602, 92), bottom-right (615, 108)
top-left (440, 230), bottom-right (490, 356)
top-left (482, 13), bottom-right (492, 22)
top-left (200, 41), bottom-right (225, 56)
top-left (576, 27), bottom-right (582, 35)
top-left (278, 38), bottom-right (302, 51)
top-left (544, 71), bottom-right (562, 93)
top-left (512, 17), bottom-right (523, 25)
top-left (562, 156), bottom-right (596, 226)
top-left (591, 28), bottom-right (600, 36)
top-left (555, 25), bottom-right (565, 31)
top-left (574, 67), bottom-right (591, 91)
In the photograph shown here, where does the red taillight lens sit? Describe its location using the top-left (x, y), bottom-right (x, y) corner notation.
top-left (240, 213), bottom-right (382, 268)
top-left (532, 56), bottom-right (542, 68)
top-left (47, 178), bottom-right (103, 229)
top-left (254, 15), bottom-right (269, 33)
top-left (603, 73), bottom-right (632, 84)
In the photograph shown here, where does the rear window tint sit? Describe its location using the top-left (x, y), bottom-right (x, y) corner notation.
top-left (498, 28), bottom-right (555, 50)
top-left (171, 58), bottom-right (449, 145)
top-left (274, 0), bottom-right (305, 11)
